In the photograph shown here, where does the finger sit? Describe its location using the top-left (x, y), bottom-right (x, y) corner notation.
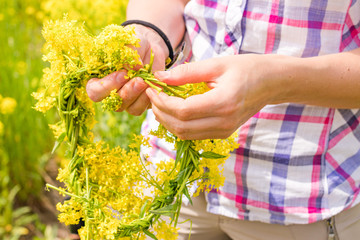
top-left (116, 77), bottom-right (148, 111)
top-left (86, 71), bottom-right (128, 102)
top-left (151, 105), bottom-right (235, 140)
top-left (154, 59), bottom-right (224, 86)
top-left (146, 87), bottom-right (226, 121)
top-left (125, 91), bottom-right (150, 116)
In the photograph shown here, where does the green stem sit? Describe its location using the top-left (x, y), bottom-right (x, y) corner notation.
top-left (144, 79), bottom-right (162, 92)
top-left (45, 183), bottom-right (80, 199)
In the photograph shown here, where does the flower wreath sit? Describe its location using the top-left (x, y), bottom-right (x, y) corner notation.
top-left (33, 17), bottom-right (239, 240)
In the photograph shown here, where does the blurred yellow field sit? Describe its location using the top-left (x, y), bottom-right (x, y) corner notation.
top-left (0, 1), bottom-right (146, 239)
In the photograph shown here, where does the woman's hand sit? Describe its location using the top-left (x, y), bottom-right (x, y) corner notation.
top-left (86, 25), bottom-right (169, 116)
top-left (146, 54), bottom-right (281, 140)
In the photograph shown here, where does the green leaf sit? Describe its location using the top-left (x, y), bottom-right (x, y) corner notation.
top-left (175, 167), bottom-right (189, 183)
top-left (12, 206), bottom-right (31, 219)
top-left (51, 132), bottom-right (66, 154)
top-left (200, 151), bottom-right (226, 159)
top-left (182, 187), bottom-right (193, 205)
top-left (8, 185), bottom-right (21, 203)
top-left (150, 204), bottom-right (176, 219)
top-left (189, 151), bottom-right (200, 172)
top-left (139, 200), bottom-right (149, 218)
top-left (143, 229), bottom-right (158, 240)
top-left (176, 140), bottom-right (191, 160)
top-left (14, 213), bottom-right (36, 226)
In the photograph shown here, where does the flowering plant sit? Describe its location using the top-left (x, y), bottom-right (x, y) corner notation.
top-left (33, 17), bottom-right (239, 240)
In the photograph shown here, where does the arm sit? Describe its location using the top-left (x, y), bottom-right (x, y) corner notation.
top-left (146, 48), bottom-right (360, 140)
top-left (272, 48), bottom-right (360, 108)
top-left (127, 0), bottom-right (188, 50)
top-left (86, 0), bottom-right (188, 115)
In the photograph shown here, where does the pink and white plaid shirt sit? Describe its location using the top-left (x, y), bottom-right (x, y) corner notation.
top-left (141, 0), bottom-right (360, 225)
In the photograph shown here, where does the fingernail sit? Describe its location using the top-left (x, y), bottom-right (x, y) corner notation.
top-left (155, 71), bottom-right (169, 79)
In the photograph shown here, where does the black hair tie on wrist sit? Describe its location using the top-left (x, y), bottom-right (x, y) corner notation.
top-left (121, 20), bottom-right (175, 68)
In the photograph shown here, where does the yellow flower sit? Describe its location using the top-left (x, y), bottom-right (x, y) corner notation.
top-left (56, 199), bottom-right (83, 225)
top-left (154, 159), bottom-right (177, 187)
top-left (0, 97), bottom-right (17, 114)
top-left (101, 89), bottom-right (122, 112)
top-left (153, 219), bottom-right (179, 240)
top-left (48, 122), bottom-right (65, 139)
top-left (32, 90), bottom-right (56, 113)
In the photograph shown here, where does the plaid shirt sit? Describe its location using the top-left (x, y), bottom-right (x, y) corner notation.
top-left (141, 0), bottom-right (360, 225)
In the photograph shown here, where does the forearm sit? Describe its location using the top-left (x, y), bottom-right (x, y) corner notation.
top-left (126, 0), bottom-right (187, 49)
top-left (269, 48), bottom-right (360, 108)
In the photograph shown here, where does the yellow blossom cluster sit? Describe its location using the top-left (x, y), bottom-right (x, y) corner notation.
top-left (192, 133), bottom-right (239, 193)
top-left (0, 95), bottom-right (17, 137)
top-left (32, 89), bottom-right (57, 113)
top-left (0, 95), bottom-right (17, 114)
top-left (56, 198), bottom-right (83, 225)
top-left (153, 219), bottom-right (179, 240)
top-left (34, 16), bottom-right (140, 140)
top-left (51, 138), bottom-right (153, 239)
top-left (48, 122), bottom-right (66, 140)
top-left (150, 127), bottom-right (239, 197)
top-left (101, 89), bottom-right (122, 112)
top-left (76, 141), bottom-right (149, 216)
top-left (74, 141), bottom-right (153, 239)
top-left (181, 82), bottom-right (210, 98)
top-left (152, 159), bottom-right (178, 196)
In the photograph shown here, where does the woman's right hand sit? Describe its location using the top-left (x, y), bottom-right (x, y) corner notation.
top-left (86, 24), bottom-right (169, 116)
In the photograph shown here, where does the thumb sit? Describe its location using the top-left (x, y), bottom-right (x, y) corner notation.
top-left (154, 59), bottom-right (222, 86)
top-left (86, 71), bottom-right (128, 102)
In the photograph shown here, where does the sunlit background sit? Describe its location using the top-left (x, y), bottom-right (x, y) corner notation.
top-left (0, 1), bottom-right (148, 239)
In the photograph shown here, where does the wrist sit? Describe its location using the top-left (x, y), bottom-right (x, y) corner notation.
top-left (261, 54), bottom-right (306, 105)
